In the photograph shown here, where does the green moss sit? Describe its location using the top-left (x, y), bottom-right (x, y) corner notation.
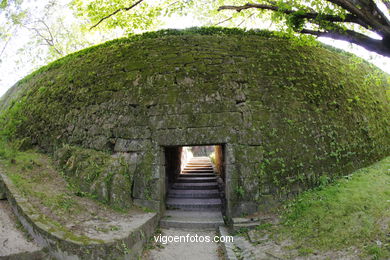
top-left (0, 27), bottom-right (298, 101)
top-left (0, 27), bottom-right (388, 213)
top-left (54, 144), bottom-right (134, 209)
top-left (36, 214), bottom-right (104, 245)
top-left (55, 145), bottom-right (110, 184)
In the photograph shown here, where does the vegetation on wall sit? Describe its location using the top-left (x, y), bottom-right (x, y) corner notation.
top-left (54, 144), bottom-right (134, 209)
top-left (0, 28), bottom-right (389, 212)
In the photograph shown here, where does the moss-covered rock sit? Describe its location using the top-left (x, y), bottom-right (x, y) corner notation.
top-left (0, 27), bottom-right (389, 216)
top-left (110, 173), bottom-right (132, 209)
top-left (54, 145), bottom-right (134, 208)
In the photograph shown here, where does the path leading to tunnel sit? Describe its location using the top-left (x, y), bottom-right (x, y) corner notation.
top-left (146, 156), bottom-right (225, 259)
top-left (144, 228), bottom-right (223, 260)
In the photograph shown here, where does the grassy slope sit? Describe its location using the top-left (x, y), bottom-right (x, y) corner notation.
top-left (274, 156), bottom-right (390, 258)
top-left (0, 141), bottom-right (143, 243)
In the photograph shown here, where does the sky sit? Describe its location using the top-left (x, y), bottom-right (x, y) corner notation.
top-left (0, 2), bottom-right (389, 98)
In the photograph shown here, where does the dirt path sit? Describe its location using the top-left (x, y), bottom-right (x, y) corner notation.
top-left (0, 200), bottom-right (43, 257)
top-left (144, 228), bottom-right (223, 260)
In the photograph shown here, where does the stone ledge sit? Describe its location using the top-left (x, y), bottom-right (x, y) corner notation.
top-left (232, 217), bottom-right (261, 231)
top-left (0, 172), bottom-right (159, 260)
top-left (0, 176), bottom-right (6, 200)
top-left (0, 250), bottom-right (48, 260)
top-left (217, 226), bottom-right (238, 260)
top-left (134, 198), bottom-right (160, 211)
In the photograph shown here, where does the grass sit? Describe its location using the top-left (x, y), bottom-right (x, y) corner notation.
top-left (0, 140), bottom-right (83, 216)
top-left (277, 156), bottom-right (390, 258)
top-left (0, 140), bottom-right (142, 244)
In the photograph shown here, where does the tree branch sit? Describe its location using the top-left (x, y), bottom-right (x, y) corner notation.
top-left (238, 13), bottom-right (255, 27)
top-left (301, 28), bottom-right (390, 56)
top-left (214, 16), bottom-right (233, 26)
top-left (0, 37), bottom-right (11, 59)
top-left (382, 0), bottom-right (390, 10)
top-left (39, 20), bottom-right (55, 44)
top-left (167, 1), bottom-right (180, 8)
top-left (24, 23), bottom-right (63, 55)
top-left (90, 0), bottom-right (145, 30)
top-left (327, 0), bottom-right (390, 35)
top-left (218, 1), bottom-right (390, 56)
top-left (218, 3), bottom-right (367, 27)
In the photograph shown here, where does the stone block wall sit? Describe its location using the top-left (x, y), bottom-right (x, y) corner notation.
top-left (214, 145), bottom-right (224, 178)
top-left (1, 33), bottom-right (389, 217)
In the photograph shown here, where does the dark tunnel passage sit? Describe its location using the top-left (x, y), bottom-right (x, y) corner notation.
top-left (164, 145), bottom-right (226, 215)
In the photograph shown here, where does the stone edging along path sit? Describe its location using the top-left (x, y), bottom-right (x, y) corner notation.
top-left (218, 226), bottom-right (238, 260)
top-left (0, 172), bottom-right (158, 260)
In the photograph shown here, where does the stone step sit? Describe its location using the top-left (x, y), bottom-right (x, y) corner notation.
top-left (172, 182), bottom-right (218, 190)
top-left (183, 167), bottom-right (213, 169)
top-left (176, 177), bottom-right (217, 183)
top-left (186, 162), bottom-right (212, 165)
top-left (179, 173), bottom-right (216, 178)
top-left (184, 168), bottom-right (212, 171)
top-left (168, 189), bottom-right (220, 198)
top-left (187, 161), bottom-right (211, 165)
top-left (183, 168), bottom-right (213, 171)
top-left (160, 210), bottom-right (224, 229)
top-left (166, 198), bottom-right (222, 211)
top-left (188, 157), bottom-right (210, 160)
top-left (182, 169), bottom-right (214, 173)
top-left (182, 170), bottom-right (214, 173)
top-left (186, 161), bottom-right (210, 164)
top-left (181, 172), bottom-right (214, 176)
top-left (184, 166), bottom-right (213, 170)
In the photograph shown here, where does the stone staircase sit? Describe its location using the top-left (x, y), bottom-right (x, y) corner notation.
top-left (160, 157), bottom-right (224, 229)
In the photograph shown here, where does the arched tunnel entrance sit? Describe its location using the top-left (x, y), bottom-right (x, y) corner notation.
top-left (161, 145), bottom-right (226, 227)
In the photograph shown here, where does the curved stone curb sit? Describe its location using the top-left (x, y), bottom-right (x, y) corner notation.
top-left (0, 176), bottom-right (5, 199)
top-left (0, 173), bottom-right (159, 260)
top-left (0, 250), bottom-right (48, 260)
top-left (217, 226), bottom-right (237, 260)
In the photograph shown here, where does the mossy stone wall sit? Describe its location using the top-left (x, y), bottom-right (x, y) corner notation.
top-left (54, 145), bottom-right (134, 209)
top-left (0, 32), bottom-right (389, 216)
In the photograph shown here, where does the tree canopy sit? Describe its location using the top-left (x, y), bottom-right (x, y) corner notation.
top-left (77, 0), bottom-right (390, 57)
top-left (0, 0), bottom-right (390, 91)
top-left (218, 0), bottom-right (390, 57)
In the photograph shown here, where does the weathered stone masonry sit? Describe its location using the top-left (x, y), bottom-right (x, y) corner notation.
top-left (1, 33), bottom-right (389, 218)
